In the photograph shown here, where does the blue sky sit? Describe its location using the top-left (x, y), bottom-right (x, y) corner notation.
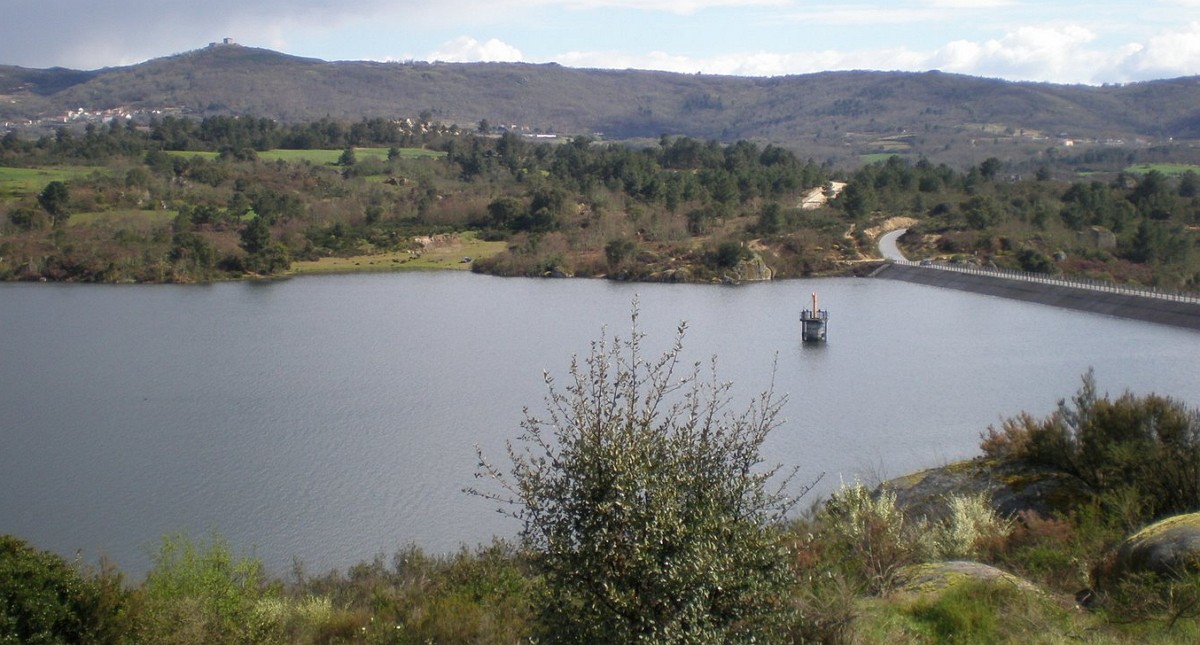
top-left (2, 0), bottom-right (1198, 84)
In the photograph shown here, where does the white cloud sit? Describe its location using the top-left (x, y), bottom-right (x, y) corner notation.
top-left (558, 0), bottom-right (788, 12)
top-left (556, 46), bottom-right (928, 76)
top-left (793, 7), bottom-right (943, 25)
top-left (1115, 21), bottom-right (1200, 80)
top-left (549, 21), bottom-right (1200, 84)
top-left (922, 0), bottom-right (1015, 7)
top-left (929, 25), bottom-right (1109, 82)
top-left (793, 0), bottom-right (1016, 26)
top-left (416, 0), bottom-right (789, 15)
top-left (428, 37), bottom-right (524, 63)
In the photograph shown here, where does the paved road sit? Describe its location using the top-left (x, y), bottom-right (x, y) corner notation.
top-left (878, 228), bottom-right (908, 262)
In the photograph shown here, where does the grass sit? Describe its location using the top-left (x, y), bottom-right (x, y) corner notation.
top-left (0, 166), bottom-right (105, 200)
top-left (290, 232), bottom-right (506, 275)
top-left (164, 147), bottom-right (446, 164)
top-left (851, 573), bottom-right (1200, 644)
top-left (1124, 163), bottom-right (1200, 176)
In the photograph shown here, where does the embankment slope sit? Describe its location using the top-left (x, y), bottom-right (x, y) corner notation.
top-left (874, 263), bottom-right (1200, 331)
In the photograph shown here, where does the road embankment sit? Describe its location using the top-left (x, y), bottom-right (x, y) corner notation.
top-left (874, 262), bottom-right (1200, 331)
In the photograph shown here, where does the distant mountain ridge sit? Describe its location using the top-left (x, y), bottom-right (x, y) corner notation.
top-left (3, 44), bottom-right (1199, 165)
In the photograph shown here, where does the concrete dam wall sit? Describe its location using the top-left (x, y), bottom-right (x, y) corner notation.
top-left (874, 263), bottom-right (1200, 332)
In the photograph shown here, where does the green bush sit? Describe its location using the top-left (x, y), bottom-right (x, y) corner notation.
top-left (981, 370), bottom-right (1200, 523)
top-left (472, 307), bottom-right (807, 642)
top-left (0, 534), bottom-right (129, 645)
top-left (1100, 570), bottom-right (1200, 633)
top-left (930, 493), bottom-right (1013, 561)
top-left (817, 482), bottom-right (933, 594)
top-left (136, 532), bottom-right (281, 645)
top-left (289, 541), bottom-right (535, 644)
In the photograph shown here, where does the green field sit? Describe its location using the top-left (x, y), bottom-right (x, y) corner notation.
top-left (165, 147), bottom-right (445, 164)
top-left (0, 166), bottom-right (105, 200)
top-left (1124, 163), bottom-right (1200, 176)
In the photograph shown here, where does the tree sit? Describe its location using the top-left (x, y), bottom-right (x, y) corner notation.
top-left (604, 237), bottom-right (636, 268)
top-left (337, 146), bottom-right (356, 167)
top-left (0, 535), bottom-right (130, 644)
top-left (978, 156), bottom-right (1002, 181)
top-left (38, 180), bottom-right (71, 227)
top-left (239, 216), bottom-right (271, 256)
top-left (487, 196), bottom-right (524, 230)
top-left (713, 239), bottom-right (748, 268)
top-left (962, 194), bottom-right (1004, 230)
top-left (471, 308), bottom-right (809, 642)
top-left (757, 202), bottom-right (783, 234)
top-left (1179, 170), bottom-right (1199, 198)
top-left (836, 180), bottom-right (874, 219)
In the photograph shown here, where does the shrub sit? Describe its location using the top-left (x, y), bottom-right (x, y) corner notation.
top-left (1100, 569), bottom-right (1200, 631)
top-left (289, 541), bottom-right (536, 644)
top-left (995, 511), bottom-right (1082, 587)
top-left (930, 493), bottom-right (1014, 561)
top-left (471, 306), bottom-right (809, 642)
top-left (0, 535), bottom-right (130, 645)
top-left (711, 239), bottom-right (749, 268)
top-left (980, 370), bottom-right (1200, 523)
top-left (136, 532), bottom-right (282, 645)
top-left (817, 482), bottom-right (931, 595)
top-left (788, 572), bottom-right (859, 645)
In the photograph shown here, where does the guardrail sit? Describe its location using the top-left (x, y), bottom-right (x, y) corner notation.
top-left (891, 259), bottom-right (1200, 305)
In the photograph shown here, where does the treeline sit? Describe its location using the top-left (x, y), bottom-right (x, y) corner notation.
top-left (447, 133), bottom-right (843, 280)
top-left (1, 114), bottom-right (850, 283)
top-left (836, 154), bottom-right (1200, 288)
top-left (2, 112), bottom-right (1200, 288)
top-left (0, 115), bottom-right (457, 161)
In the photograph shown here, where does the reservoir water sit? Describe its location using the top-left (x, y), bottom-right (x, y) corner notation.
top-left (2, 271), bottom-right (1198, 578)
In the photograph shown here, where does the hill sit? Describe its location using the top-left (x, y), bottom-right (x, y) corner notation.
top-left (3, 43), bottom-right (1200, 166)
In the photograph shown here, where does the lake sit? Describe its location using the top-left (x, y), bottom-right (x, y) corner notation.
top-left (2, 271), bottom-right (1198, 578)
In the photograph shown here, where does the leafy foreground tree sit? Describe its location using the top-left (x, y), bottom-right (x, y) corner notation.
top-left (471, 307), bottom-right (813, 643)
top-left (0, 535), bottom-right (131, 645)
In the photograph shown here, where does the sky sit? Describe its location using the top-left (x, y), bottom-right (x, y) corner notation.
top-left (2, 0), bottom-right (1199, 85)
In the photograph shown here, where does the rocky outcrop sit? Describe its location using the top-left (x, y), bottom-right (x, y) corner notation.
top-left (724, 253), bottom-right (774, 283)
top-left (1110, 513), bottom-right (1200, 580)
top-left (881, 458), bottom-right (1095, 522)
top-left (893, 561), bottom-right (1042, 596)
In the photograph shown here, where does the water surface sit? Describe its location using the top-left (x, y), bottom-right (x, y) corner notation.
top-left (2, 272), bottom-right (1197, 577)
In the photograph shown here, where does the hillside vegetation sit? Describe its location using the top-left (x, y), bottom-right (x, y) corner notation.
top-left (2, 114), bottom-right (1199, 290)
top-left (4, 44), bottom-right (1200, 168)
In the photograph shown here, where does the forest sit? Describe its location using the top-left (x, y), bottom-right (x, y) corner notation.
top-left (1, 114), bottom-right (1198, 291)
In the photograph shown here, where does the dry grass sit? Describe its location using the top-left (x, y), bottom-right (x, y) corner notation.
top-left (290, 232), bottom-right (506, 274)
